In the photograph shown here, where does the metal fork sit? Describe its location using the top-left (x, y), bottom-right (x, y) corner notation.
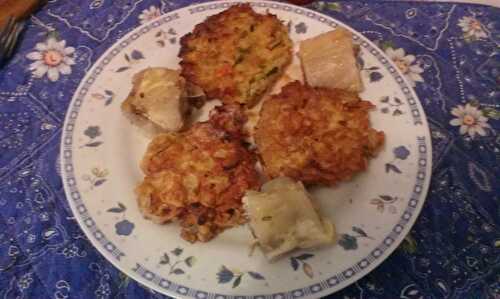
top-left (0, 16), bottom-right (26, 66)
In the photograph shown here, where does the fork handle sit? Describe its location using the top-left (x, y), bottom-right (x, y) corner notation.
top-left (0, 0), bottom-right (43, 28)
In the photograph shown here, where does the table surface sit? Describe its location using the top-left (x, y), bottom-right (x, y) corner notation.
top-left (0, 1), bottom-right (499, 298)
top-left (397, 0), bottom-right (500, 8)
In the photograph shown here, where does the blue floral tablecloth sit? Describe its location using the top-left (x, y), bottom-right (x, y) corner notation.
top-left (0, 1), bottom-right (499, 298)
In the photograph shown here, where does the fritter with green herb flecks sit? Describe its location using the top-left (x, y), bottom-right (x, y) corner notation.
top-left (136, 106), bottom-right (260, 243)
top-left (179, 4), bottom-right (292, 106)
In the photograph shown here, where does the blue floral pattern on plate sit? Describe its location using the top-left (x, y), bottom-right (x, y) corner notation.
top-left (0, 0), bottom-right (497, 298)
top-left (107, 203), bottom-right (135, 236)
top-left (216, 266), bottom-right (266, 289)
top-left (59, 2), bottom-right (433, 298)
top-left (35, 2), bottom-right (442, 297)
top-left (159, 247), bottom-right (196, 275)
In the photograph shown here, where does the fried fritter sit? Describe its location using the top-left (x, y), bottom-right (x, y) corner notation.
top-left (255, 81), bottom-right (385, 186)
top-left (136, 108), bottom-right (260, 243)
top-left (179, 4), bottom-right (292, 106)
top-left (208, 104), bottom-right (248, 140)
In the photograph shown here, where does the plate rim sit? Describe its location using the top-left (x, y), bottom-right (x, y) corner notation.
top-left (60, 1), bottom-right (433, 298)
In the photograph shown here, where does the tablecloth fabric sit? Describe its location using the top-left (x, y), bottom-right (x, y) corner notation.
top-left (0, 1), bottom-right (499, 298)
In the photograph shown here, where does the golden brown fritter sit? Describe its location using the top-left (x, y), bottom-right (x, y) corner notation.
top-left (136, 109), bottom-right (260, 243)
top-left (255, 81), bottom-right (385, 186)
top-left (179, 4), bottom-right (292, 106)
top-left (208, 104), bottom-right (248, 140)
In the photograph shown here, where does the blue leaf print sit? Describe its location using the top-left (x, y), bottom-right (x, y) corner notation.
top-left (160, 253), bottom-right (169, 265)
top-left (171, 247), bottom-right (183, 256)
top-left (232, 275), bottom-right (242, 288)
top-left (85, 141), bottom-right (103, 147)
top-left (379, 195), bottom-right (394, 202)
top-left (356, 56), bottom-right (364, 69)
top-left (94, 179), bottom-right (106, 186)
top-left (369, 71), bottom-right (383, 82)
top-left (159, 250), bottom-right (194, 275)
top-left (380, 96), bottom-right (389, 103)
top-left (116, 66), bottom-right (130, 73)
top-left (184, 256), bottom-right (195, 267)
top-left (290, 257), bottom-right (299, 271)
top-left (385, 163), bottom-right (401, 173)
top-left (295, 253), bottom-right (314, 260)
top-left (131, 50), bottom-right (144, 60)
top-left (217, 266), bottom-right (234, 284)
top-left (247, 271), bottom-right (265, 280)
top-left (352, 226), bottom-right (368, 238)
top-left (338, 234), bottom-right (358, 250)
top-left (107, 203), bottom-right (126, 213)
top-left (393, 109), bottom-right (403, 116)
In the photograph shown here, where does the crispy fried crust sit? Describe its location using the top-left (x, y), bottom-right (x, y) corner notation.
top-left (136, 112), bottom-right (260, 243)
top-left (255, 81), bottom-right (385, 185)
top-left (179, 4), bottom-right (292, 106)
top-left (208, 104), bottom-right (248, 139)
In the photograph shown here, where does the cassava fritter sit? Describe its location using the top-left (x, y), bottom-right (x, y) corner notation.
top-left (179, 4), bottom-right (292, 106)
top-left (255, 81), bottom-right (385, 186)
top-left (136, 106), bottom-right (260, 243)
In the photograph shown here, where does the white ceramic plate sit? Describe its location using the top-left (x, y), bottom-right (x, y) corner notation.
top-left (61, 1), bottom-right (432, 298)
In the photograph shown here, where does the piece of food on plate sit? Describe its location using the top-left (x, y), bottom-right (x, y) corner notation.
top-left (185, 82), bottom-right (206, 108)
top-left (299, 28), bottom-right (363, 93)
top-left (255, 81), bottom-right (385, 186)
top-left (179, 4), bottom-right (293, 106)
top-left (208, 104), bottom-right (248, 139)
top-left (136, 106), bottom-right (260, 243)
top-left (243, 177), bottom-right (335, 260)
top-left (121, 67), bottom-right (189, 133)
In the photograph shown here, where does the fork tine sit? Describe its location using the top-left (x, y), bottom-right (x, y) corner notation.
top-left (0, 23), bottom-right (15, 55)
top-left (0, 16), bottom-right (16, 45)
top-left (0, 17), bottom-right (15, 63)
top-left (0, 17), bottom-right (24, 65)
top-left (5, 21), bottom-right (25, 59)
top-left (0, 16), bottom-right (15, 37)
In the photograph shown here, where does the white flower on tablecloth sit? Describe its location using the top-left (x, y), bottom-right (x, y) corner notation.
top-left (26, 234), bottom-right (36, 243)
top-left (139, 6), bottom-right (161, 24)
top-left (385, 47), bottom-right (423, 87)
top-left (95, 283), bottom-right (111, 298)
top-left (458, 16), bottom-right (487, 40)
top-left (449, 103), bottom-right (490, 138)
top-left (62, 244), bottom-right (79, 258)
top-left (17, 273), bottom-right (33, 290)
top-left (26, 37), bottom-right (76, 82)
